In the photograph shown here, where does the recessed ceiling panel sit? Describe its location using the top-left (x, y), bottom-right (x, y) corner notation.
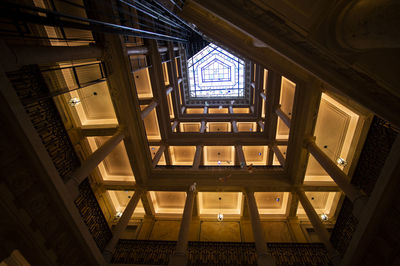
top-left (237, 122), bottom-right (256, 132)
top-left (254, 192), bottom-right (289, 215)
top-left (169, 146), bottom-right (196, 165)
top-left (150, 191), bottom-right (186, 214)
top-left (207, 122), bottom-right (231, 132)
top-left (209, 108), bottom-right (228, 114)
top-left (198, 192), bottom-right (242, 216)
top-left (180, 122), bottom-right (201, 132)
top-left (204, 146), bottom-right (235, 166)
top-left (134, 68), bottom-right (153, 98)
top-left (243, 146), bottom-right (268, 165)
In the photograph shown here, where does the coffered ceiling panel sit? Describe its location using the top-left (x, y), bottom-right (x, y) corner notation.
top-left (186, 108), bottom-right (204, 114)
top-left (209, 108), bottom-right (229, 114)
top-left (204, 146), bottom-right (235, 166)
top-left (243, 146), bottom-right (268, 165)
top-left (297, 192), bottom-right (341, 219)
top-left (133, 68), bottom-right (153, 98)
top-left (237, 122), bottom-right (256, 132)
top-left (255, 192), bottom-right (289, 215)
top-left (279, 77), bottom-right (295, 118)
top-left (207, 122), bottom-right (231, 132)
top-left (150, 191), bottom-right (186, 214)
top-left (87, 137), bottom-right (135, 182)
top-left (162, 62), bottom-right (169, 86)
top-left (68, 82), bottom-right (118, 126)
top-left (304, 93), bottom-right (360, 183)
top-left (140, 106), bottom-right (161, 141)
top-left (107, 190), bottom-right (145, 216)
top-left (169, 146), bottom-right (196, 165)
top-left (180, 122), bottom-right (201, 132)
top-left (198, 192), bottom-right (242, 216)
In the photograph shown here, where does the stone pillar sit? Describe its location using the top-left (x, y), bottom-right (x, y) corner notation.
top-left (169, 183), bottom-right (196, 266)
top-left (141, 100), bottom-right (158, 119)
top-left (192, 145), bottom-right (202, 169)
top-left (152, 145), bottom-right (166, 168)
top-left (245, 190), bottom-right (275, 266)
top-left (137, 215), bottom-right (155, 240)
top-left (306, 139), bottom-right (367, 218)
top-left (337, 0), bottom-right (400, 50)
top-left (275, 107), bottom-right (291, 128)
top-left (287, 217), bottom-right (307, 242)
top-left (66, 129), bottom-right (125, 199)
top-left (103, 189), bottom-right (144, 262)
top-left (236, 145), bottom-right (246, 168)
top-left (296, 188), bottom-right (341, 265)
top-left (0, 41), bottom-right (103, 71)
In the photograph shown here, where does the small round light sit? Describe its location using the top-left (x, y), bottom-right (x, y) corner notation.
top-left (320, 213), bottom-right (328, 221)
top-left (68, 97), bottom-right (81, 107)
top-left (217, 213), bottom-right (224, 222)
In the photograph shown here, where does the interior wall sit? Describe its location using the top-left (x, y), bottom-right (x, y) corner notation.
top-left (132, 218), bottom-right (305, 243)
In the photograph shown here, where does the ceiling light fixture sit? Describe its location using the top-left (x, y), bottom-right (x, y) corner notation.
top-left (320, 213), bottom-right (328, 221)
top-left (336, 157), bottom-right (348, 167)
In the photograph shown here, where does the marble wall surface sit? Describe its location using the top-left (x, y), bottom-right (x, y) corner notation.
top-left (200, 221), bottom-right (241, 242)
top-left (149, 220), bottom-right (181, 240)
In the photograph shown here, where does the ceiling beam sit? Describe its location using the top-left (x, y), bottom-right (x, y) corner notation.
top-left (286, 79), bottom-right (322, 184)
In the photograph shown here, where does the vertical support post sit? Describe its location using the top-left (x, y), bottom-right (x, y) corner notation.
top-left (296, 188), bottom-right (341, 265)
top-left (307, 140), bottom-right (367, 218)
top-left (169, 183), bottom-right (197, 266)
top-left (245, 189), bottom-right (276, 266)
top-left (103, 189), bottom-right (144, 262)
top-left (66, 129), bottom-right (125, 199)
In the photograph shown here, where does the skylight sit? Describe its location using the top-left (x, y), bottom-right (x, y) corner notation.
top-left (187, 44), bottom-right (245, 98)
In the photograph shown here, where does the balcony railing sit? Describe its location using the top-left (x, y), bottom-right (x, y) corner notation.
top-left (111, 240), bottom-right (331, 265)
top-left (330, 116), bottom-right (399, 256)
top-left (75, 178), bottom-right (112, 251)
top-left (7, 65), bottom-right (81, 182)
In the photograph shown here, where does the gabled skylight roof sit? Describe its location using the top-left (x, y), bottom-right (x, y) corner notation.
top-left (187, 44), bottom-right (245, 98)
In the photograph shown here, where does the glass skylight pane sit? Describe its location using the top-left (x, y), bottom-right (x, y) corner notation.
top-left (187, 44), bottom-right (245, 98)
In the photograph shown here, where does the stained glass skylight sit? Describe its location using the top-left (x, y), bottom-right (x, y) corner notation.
top-left (187, 44), bottom-right (245, 98)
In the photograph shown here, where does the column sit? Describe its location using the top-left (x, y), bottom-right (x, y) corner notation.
top-left (275, 107), bottom-right (291, 128)
top-left (232, 120), bottom-right (238, 133)
top-left (245, 190), bottom-right (275, 266)
top-left (141, 100), bottom-right (158, 119)
top-left (258, 120), bottom-right (265, 131)
top-left (200, 120), bottom-right (206, 133)
top-left (287, 217), bottom-right (307, 242)
top-left (193, 145), bottom-right (202, 169)
top-left (66, 129), bottom-right (124, 199)
top-left (171, 120), bottom-right (179, 132)
top-left (306, 139), bottom-right (368, 218)
top-left (1, 42), bottom-right (103, 71)
top-left (236, 145), bottom-right (246, 168)
top-left (137, 215), bottom-right (155, 240)
top-left (152, 145), bottom-right (166, 168)
top-left (229, 105), bottom-right (234, 114)
top-left (272, 145), bottom-right (285, 167)
top-left (296, 188), bottom-right (341, 265)
top-left (169, 183), bottom-right (196, 266)
top-left (336, 0), bottom-right (400, 50)
top-left (103, 189), bottom-right (144, 262)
